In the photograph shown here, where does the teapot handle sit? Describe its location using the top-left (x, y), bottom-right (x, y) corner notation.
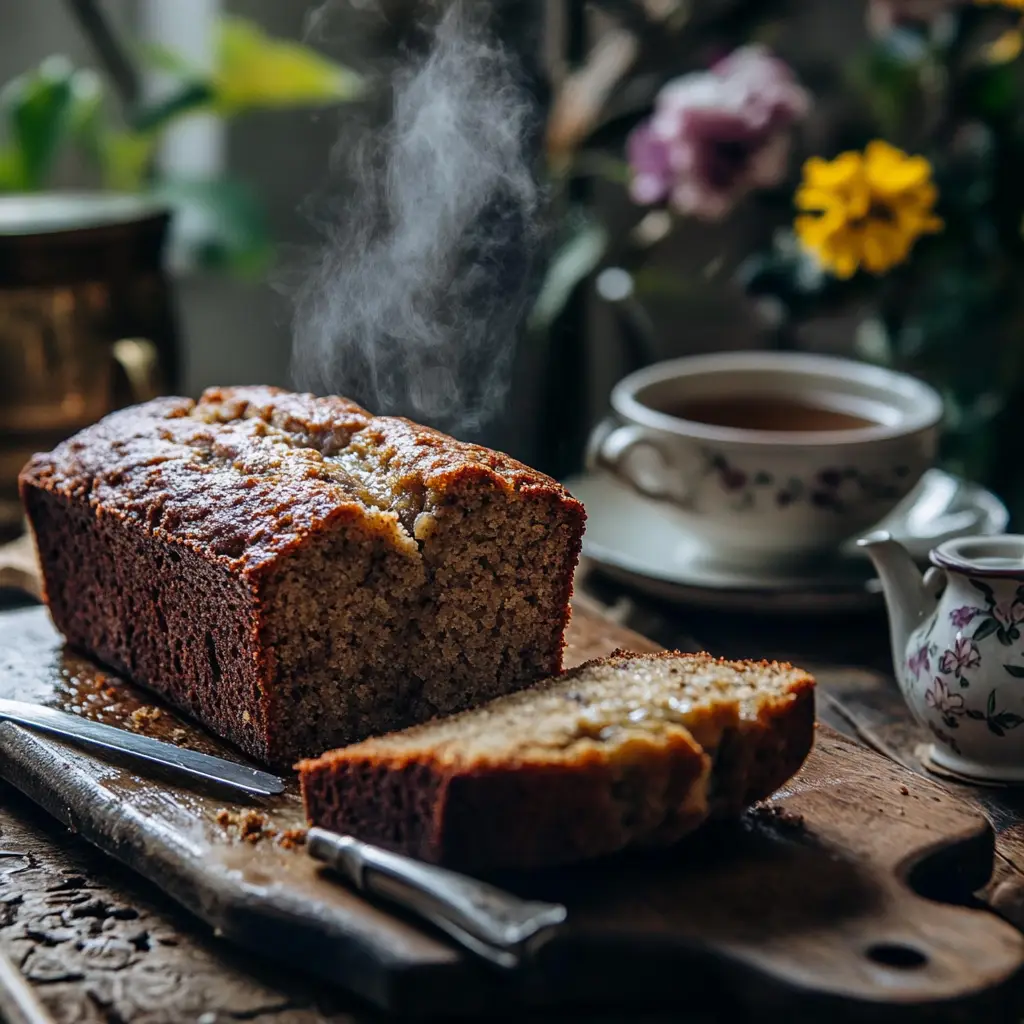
top-left (923, 566), bottom-right (947, 600)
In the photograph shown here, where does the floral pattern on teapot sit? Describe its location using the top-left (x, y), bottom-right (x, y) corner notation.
top-left (862, 529), bottom-right (1024, 780)
top-left (903, 578), bottom-right (1024, 758)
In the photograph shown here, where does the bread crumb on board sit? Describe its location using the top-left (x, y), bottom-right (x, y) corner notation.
top-left (278, 828), bottom-right (308, 850)
top-left (899, 784), bottom-right (910, 795)
top-left (214, 809), bottom-right (307, 849)
top-left (757, 805), bottom-right (806, 833)
top-left (130, 706), bottom-right (163, 730)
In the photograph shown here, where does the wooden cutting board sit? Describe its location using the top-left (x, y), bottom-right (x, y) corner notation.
top-left (0, 603), bottom-right (1021, 1021)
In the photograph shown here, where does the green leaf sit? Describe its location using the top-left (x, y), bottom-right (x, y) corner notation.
top-left (0, 148), bottom-right (22, 191)
top-left (568, 151), bottom-right (631, 186)
top-left (994, 711), bottom-right (1024, 729)
top-left (67, 67), bottom-right (105, 166)
top-left (212, 15), bottom-right (364, 114)
top-left (99, 130), bottom-right (156, 191)
top-left (844, 45), bottom-right (924, 139)
top-left (987, 689), bottom-right (997, 716)
top-left (988, 720), bottom-right (1005, 737)
top-left (152, 177), bottom-right (272, 277)
top-left (966, 709), bottom-right (986, 720)
top-left (973, 618), bottom-right (999, 641)
top-left (528, 212), bottom-right (608, 334)
top-left (962, 60), bottom-right (1018, 121)
top-left (0, 55), bottom-right (77, 189)
top-left (131, 82), bottom-right (215, 134)
top-left (1004, 664), bottom-right (1024, 678)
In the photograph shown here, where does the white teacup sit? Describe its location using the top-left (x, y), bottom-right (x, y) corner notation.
top-left (586, 351), bottom-right (943, 566)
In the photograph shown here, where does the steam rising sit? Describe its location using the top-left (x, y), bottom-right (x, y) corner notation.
top-left (291, 3), bottom-right (542, 436)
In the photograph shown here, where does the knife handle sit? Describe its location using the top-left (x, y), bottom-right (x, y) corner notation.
top-left (306, 828), bottom-right (566, 969)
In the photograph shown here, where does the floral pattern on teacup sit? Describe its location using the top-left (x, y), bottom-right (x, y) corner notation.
top-left (702, 449), bottom-right (912, 513)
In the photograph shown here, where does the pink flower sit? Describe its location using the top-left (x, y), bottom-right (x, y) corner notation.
top-left (907, 644), bottom-right (931, 678)
top-left (993, 598), bottom-right (1024, 629)
top-left (949, 606), bottom-right (980, 629)
top-left (925, 677), bottom-right (965, 717)
top-left (938, 637), bottom-right (980, 679)
top-left (627, 45), bottom-right (810, 221)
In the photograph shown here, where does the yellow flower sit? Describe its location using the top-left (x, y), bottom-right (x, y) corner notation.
top-left (794, 141), bottom-right (943, 279)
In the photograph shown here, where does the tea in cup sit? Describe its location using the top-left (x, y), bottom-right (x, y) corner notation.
top-left (586, 351), bottom-right (943, 566)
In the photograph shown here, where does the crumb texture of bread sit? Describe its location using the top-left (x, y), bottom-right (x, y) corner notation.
top-left (19, 386), bottom-right (585, 768)
top-left (298, 651), bottom-right (815, 870)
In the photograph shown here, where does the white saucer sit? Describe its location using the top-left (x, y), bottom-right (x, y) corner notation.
top-left (563, 469), bottom-right (1009, 615)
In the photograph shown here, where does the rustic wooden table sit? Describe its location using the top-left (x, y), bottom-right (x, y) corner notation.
top-left (0, 559), bottom-right (1022, 1024)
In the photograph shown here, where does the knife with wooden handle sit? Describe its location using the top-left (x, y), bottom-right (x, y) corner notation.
top-left (0, 698), bottom-right (284, 796)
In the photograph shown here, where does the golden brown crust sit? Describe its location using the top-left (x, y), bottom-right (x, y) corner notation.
top-left (298, 651), bottom-right (816, 870)
top-left (19, 386), bottom-right (583, 574)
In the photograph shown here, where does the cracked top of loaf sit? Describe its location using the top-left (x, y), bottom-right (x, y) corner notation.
top-left (20, 386), bottom-right (584, 573)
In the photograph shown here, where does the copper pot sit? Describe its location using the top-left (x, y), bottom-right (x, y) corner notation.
top-left (0, 193), bottom-right (178, 540)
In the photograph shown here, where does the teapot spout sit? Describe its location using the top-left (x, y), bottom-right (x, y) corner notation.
top-left (858, 531), bottom-right (941, 665)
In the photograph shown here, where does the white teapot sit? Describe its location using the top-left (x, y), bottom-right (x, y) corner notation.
top-left (859, 532), bottom-right (1024, 783)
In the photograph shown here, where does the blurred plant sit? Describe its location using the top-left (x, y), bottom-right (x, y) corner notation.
top-left (530, 0), bottom-right (802, 476)
top-left (0, 15), bottom-right (363, 275)
top-left (740, 0), bottom-right (1024, 494)
top-left (532, 0), bottom-right (1024, 507)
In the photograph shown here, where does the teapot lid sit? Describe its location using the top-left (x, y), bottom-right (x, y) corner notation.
top-left (931, 536), bottom-right (1024, 579)
top-left (0, 192), bottom-right (168, 236)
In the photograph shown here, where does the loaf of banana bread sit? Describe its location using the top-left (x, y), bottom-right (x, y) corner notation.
top-left (19, 387), bottom-right (586, 768)
top-left (298, 651), bottom-right (815, 869)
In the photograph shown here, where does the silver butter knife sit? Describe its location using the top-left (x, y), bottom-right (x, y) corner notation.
top-left (0, 698), bottom-right (284, 796)
top-left (307, 827), bottom-right (567, 969)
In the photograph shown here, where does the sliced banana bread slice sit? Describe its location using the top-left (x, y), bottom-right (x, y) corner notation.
top-left (298, 651), bottom-right (815, 870)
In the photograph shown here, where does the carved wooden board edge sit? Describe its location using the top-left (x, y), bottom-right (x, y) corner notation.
top-left (508, 730), bottom-right (1024, 1020)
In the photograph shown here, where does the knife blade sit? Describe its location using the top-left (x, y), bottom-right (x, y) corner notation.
top-left (307, 827), bottom-right (567, 969)
top-left (0, 698), bottom-right (284, 797)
